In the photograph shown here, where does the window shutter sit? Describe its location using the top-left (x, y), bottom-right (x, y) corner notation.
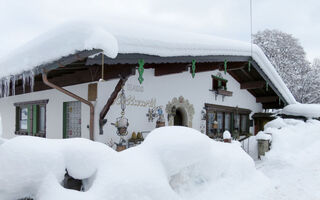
top-left (246, 115), bottom-right (250, 134)
top-left (15, 107), bottom-right (20, 131)
top-left (33, 105), bottom-right (38, 135)
top-left (63, 102), bottom-right (67, 139)
top-left (27, 106), bottom-right (32, 135)
top-left (230, 113), bottom-right (234, 134)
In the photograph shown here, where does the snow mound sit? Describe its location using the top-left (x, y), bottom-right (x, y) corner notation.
top-left (256, 131), bottom-right (272, 141)
top-left (257, 118), bottom-right (320, 199)
top-left (223, 130), bottom-right (231, 139)
top-left (280, 103), bottom-right (320, 119)
top-left (0, 126), bottom-right (270, 200)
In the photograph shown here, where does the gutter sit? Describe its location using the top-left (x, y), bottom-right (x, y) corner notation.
top-left (42, 70), bottom-right (95, 140)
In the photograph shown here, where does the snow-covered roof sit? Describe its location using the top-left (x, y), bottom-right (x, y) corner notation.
top-left (280, 104), bottom-right (320, 119)
top-left (0, 21), bottom-right (296, 104)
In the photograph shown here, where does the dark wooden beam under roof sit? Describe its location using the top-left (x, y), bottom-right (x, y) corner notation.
top-left (5, 51), bottom-right (289, 109)
top-left (263, 102), bottom-right (283, 109)
top-left (256, 96), bottom-right (279, 103)
top-left (251, 60), bottom-right (287, 106)
top-left (218, 62), bottom-right (247, 71)
top-left (240, 81), bottom-right (265, 90)
top-left (86, 53), bottom-right (251, 65)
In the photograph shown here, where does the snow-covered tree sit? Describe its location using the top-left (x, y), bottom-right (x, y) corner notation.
top-left (253, 29), bottom-right (320, 103)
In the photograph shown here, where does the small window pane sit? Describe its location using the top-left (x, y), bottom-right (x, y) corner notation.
top-left (207, 112), bottom-right (215, 135)
top-left (20, 107), bottom-right (28, 130)
top-left (234, 114), bottom-right (240, 131)
top-left (39, 106), bottom-right (45, 132)
top-left (225, 113), bottom-right (231, 131)
top-left (241, 115), bottom-right (247, 133)
top-left (217, 112), bottom-right (223, 133)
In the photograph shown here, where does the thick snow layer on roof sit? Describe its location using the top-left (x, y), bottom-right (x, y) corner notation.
top-left (0, 23), bottom-right (118, 76)
top-left (280, 103), bottom-right (320, 118)
top-left (0, 21), bottom-right (296, 104)
top-left (0, 126), bottom-right (270, 200)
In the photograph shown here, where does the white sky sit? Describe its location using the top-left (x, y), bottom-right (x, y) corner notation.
top-left (1, 0), bottom-right (319, 61)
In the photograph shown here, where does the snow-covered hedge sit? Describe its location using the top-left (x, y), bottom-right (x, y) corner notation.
top-left (0, 126), bottom-right (269, 200)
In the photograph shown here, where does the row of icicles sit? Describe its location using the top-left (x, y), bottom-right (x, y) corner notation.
top-left (0, 70), bottom-right (35, 98)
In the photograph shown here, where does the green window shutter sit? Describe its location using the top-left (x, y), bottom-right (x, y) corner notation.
top-left (32, 105), bottom-right (38, 135)
top-left (246, 115), bottom-right (250, 134)
top-left (27, 106), bottom-right (32, 135)
top-left (15, 107), bottom-right (20, 131)
top-left (63, 102), bottom-right (67, 139)
top-left (230, 113), bottom-right (234, 134)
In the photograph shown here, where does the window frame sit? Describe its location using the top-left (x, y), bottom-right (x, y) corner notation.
top-left (14, 99), bottom-right (49, 137)
top-left (205, 103), bottom-right (251, 138)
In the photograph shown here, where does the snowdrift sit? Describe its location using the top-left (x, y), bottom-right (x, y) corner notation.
top-left (258, 118), bottom-right (320, 199)
top-left (0, 126), bottom-right (270, 200)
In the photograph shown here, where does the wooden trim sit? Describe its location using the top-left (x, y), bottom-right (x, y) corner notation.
top-left (14, 99), bottom-right (49, 107)
top-left (240, 81), bottom-right (265, 89)
top-left (205, 103), bottom-right (251, 114)
top-left (256, 96), bottom-right (278, 103)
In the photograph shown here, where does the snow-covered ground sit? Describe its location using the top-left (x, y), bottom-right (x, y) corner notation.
top-left (0, 119), bottom-right (319, 200)
top-left (256, 118), bottom-right (320, 200)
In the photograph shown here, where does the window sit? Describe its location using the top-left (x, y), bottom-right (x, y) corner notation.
top-left (14, 100), bottom-right (49, 137)
top-left (205, 103), bottom-right (251, 139)
top-left (211, 75), bottom-right (233, 100)
top-left (212, 75), bottom-right (228, 91)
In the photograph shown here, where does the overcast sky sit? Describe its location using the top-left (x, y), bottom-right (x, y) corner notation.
top-left (1, 0), bottom-right (320, 61)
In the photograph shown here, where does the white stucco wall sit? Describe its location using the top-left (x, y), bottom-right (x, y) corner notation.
top-left (0, 83), bottom-right (92, 139)
top-left (0, 68), bottom-right (263, 143)
top-left (95, 69), bottom-right (263, 145)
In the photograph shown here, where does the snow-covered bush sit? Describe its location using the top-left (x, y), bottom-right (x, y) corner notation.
top-left (0, 126), bottom-right (270, 200)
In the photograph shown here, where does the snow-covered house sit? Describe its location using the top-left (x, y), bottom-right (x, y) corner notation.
top-left (0, 22), bottom-right (296, 145)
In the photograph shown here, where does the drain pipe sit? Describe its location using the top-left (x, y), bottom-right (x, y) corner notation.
top-left (42, 70), bottom-right (95, 141)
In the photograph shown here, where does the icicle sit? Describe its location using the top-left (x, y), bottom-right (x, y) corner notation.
top-left (30, 70), bottom-right (35, 93)
top-left (0, 80), bottom-right (3, 98)
top-left (4, 77), bottom-right (10, 97)
top-left (22, 72), bottom-right (27, 93)
top-left (11, 76), bottom-right (16, 96)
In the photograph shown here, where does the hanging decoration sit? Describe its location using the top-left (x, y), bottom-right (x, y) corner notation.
top-left (191, 59), bottom-right (196, 78)
top-left (224, 59), bottom-right (228, 75)
top-left (248, 60), bottom-right (251, 72)
top-left (146, 106), bottom-right (165, 127)
top-left (112, 87), bottom-right (129, 150)
top-left (138, 59), bottom-right (145, 84)
top-left (266, 82), bottom-right (269, 91)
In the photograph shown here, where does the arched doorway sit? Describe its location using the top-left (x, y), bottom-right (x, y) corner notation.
top-left (166, 96), bottom-right (195, 127)
top-left (174, 109), bottom-right (184, 126)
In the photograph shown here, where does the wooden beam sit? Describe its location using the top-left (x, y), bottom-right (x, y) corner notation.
top-left (262, 103), bottom-right (283, 109)
top-left (218, 62), bottom-right (246, 71)
top-left (191, 63), bottom-right (220, 73)
top-left (256, 96), bottom-right (279, 103)
top-left (99, 77), bottom-right (128, 135)
top-left (240, 81), bottom-right (265, 89)
top-left (154, 63), bottom-right (188, 76)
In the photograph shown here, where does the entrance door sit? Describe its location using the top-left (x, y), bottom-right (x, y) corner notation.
top-left (63, 101), bottom-right (81, 138)
top-left (174, 109), bottom-right (184, 126)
